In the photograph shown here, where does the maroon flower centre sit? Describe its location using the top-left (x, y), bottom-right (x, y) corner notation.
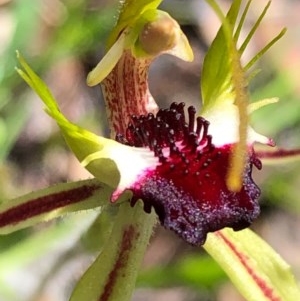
top-left (116, 102), bottom-right (212, 158)
top-left (117, 103), bottom-right (261, 245)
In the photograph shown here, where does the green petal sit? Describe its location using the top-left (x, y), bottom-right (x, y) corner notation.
top-left (248, 98), bottom-right (279, 114)
top-left (16, 52), bottom-right (124, 188)
top-left (0, 179), bottom-right (111, 234)
top-left (204, 228), bottom-right (300, 301)
top-left (70, 201), bottom-right (157, 301)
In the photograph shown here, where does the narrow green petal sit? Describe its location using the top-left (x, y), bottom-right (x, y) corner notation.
top-left (16, 51), bottom-right (60, 115)
top-left (0, 179), bottom-right (111, 234)
top-left (201, 0), bottom-right (285, 109)
top-left (244, 28), bottom-right (287, 71)
top-left (239, 1), bottom-right (271, 54)
top-left (204, 228), bottom-right (300, 301)
top-left (248, 98), bottom-right (279, 114)
top-left (70, 201), bottom-right (157, 301)
top-left (59, 125), bottom-right (121, 188)
top-left (16, 52), bottom-right (124, 188)
top-left (234, 0), bottom-right (252, 42)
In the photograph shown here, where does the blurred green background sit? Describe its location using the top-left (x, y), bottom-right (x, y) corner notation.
top-left (0, 0), bottom-right (300, 300)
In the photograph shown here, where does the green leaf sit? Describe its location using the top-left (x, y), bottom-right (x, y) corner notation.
top-left (204, 228), bottom-right (300, 301)
top-left (0, 179), bottom-right (111, 234)
top-left (70, 201), bottom-right (157, 301)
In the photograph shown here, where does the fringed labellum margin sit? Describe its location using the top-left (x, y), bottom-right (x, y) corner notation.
top-left (116, 103), bottom-right (261, 246)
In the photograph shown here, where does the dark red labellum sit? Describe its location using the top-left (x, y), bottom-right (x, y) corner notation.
top-left (117, 103), bottom-right (261, 246)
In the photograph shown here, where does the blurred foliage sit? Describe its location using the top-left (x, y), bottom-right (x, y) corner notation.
top-left (0, 0), bottom-right (117, 164)
top-left (251, 72), bottom-right (300, 137)
top-left (0, 0), bottom-right (300, 301)
top-left (138, 254), bottom-right (226, 289)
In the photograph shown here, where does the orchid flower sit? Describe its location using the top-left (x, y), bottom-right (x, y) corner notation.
top-left (1, 0), bottom-right (300, 301)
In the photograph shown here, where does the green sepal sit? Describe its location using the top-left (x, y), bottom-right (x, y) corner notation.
top-left (70, 201), bottom-right (157, 301)
top-left (0, 179), bottom-right (112, 234)
top-left (204, 228), bottom-right (300, 301)
top-left (86, 8), bottom-right (159, 86)
top-left (87, 8), bottom-right (193, 86)
top-left (107, 0), bottom-right (162, 49)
